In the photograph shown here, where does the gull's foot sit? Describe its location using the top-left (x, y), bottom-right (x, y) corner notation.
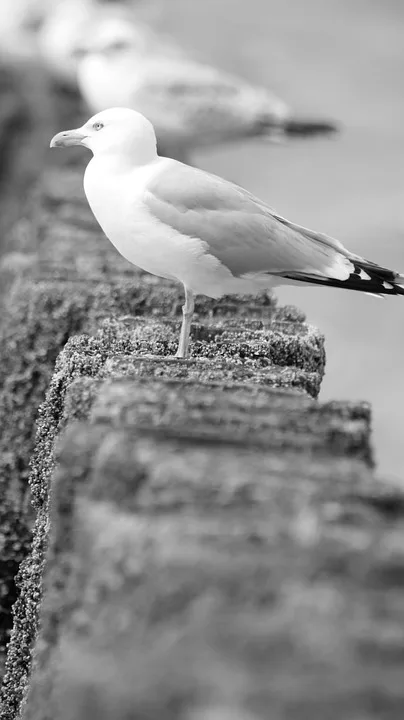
top-left (175, 349), bottom-right (188, 359)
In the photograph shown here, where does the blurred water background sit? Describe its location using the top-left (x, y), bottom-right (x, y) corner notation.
top-left (1, 0), bottom-right (403, 479)
top-left (164, 0), bottom-right (404, 481)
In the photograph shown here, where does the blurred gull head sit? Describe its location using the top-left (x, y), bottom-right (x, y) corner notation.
top-left (38, 0), bottom-right (158, 85)
top-left (74, 17), bottom-right (149, 60)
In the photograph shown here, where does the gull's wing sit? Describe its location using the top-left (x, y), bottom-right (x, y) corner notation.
top-left (145, 160), bottom-right (404, 296)
top-left (145, 160), bottom-right (353, 281)
top-left (117, 56), bottom-right (289, 152)
top-left (135, 62), bottom-right (337, 148)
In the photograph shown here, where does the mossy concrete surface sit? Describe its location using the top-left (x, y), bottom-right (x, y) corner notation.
top-left (2, 328), bottom-right (379, 720)
top-left (14, 354), bottom-right (404, 720)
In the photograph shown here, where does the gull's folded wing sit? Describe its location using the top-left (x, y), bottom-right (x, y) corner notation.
top-left (145, 160), bottom-right (353, 281)
top-left (145, 160), bottom-right (404, 295)
top-left (133, 58), bottom-right (289, 141)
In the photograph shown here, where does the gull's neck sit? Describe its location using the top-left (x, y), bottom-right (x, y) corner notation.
top-left (83, 154), bottom-right (170, 211)
top-left (90, 150), bottom-right (159, 174)
top-left (85, 154), bottom-right (169, 198)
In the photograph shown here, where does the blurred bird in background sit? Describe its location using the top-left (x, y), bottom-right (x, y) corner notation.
top-left (34, 0), bottom-right (340, 163)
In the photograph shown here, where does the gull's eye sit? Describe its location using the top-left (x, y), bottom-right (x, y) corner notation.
top-left (93, 122), bottom-right (104, 131)
top-left (109, 40), bottom-right (129, 52)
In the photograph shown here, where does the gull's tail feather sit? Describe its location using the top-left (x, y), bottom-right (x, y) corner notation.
top-left (283, 258), bottom-right (404, 296)
top-left (282, 117), bottom-right (339, 137)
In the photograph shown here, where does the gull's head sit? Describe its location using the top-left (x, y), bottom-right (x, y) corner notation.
top-left (50, 107), bottom-right (157, 165)
top-left (73, 17), bottom-right (149, 61)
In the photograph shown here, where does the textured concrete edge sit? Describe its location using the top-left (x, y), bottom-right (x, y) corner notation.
top-left (21, 415), bottom-right (404, 720)
top-left (0, 306), bottom-right (324, 717)
top-left (27, 318), bottom-right (326, 512)
top-left (0, 316), bottom-right (366, 720)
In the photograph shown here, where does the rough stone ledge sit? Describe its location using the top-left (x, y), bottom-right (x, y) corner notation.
top-left (26, 319), bottom-right (325, 510)
top-left (87, 377), bottom-right (371, 458)
top-left (0, 312), bottom-right (370, 719)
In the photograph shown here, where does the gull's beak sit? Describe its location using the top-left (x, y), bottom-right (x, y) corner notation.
top-left (50, 128), bottom-right (87, 148)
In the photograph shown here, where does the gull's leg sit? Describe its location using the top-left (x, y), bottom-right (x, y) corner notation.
top-left (175, 286), bottom-right (195, 358)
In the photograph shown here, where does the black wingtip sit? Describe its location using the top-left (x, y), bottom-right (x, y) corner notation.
top-left (284, 260), bottom-right (404, 296)
top-left (283, 118), bottom-right (340, 137)
top-left (354, 260), bottom-right (404, 296)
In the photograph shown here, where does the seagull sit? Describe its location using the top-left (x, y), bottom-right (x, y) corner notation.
top-left (71, 12), bottom-right (339, 162)
top-left (50, 108), bottom-right (404, 358)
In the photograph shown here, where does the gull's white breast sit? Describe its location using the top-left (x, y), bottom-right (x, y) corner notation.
top-left (83, 156), bottom-right (225, 291)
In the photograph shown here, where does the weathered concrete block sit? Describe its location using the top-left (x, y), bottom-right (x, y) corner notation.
top-left (104, 353), bottom-right (322, 395)
top-left (0, 308), bottom-right (367, 720)
top-left (13, 316), bottom-right (323, 517)
top-left (17, 413), bottom-right (404, 720)
top-left (87, 377), bottom-right (369, 458)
